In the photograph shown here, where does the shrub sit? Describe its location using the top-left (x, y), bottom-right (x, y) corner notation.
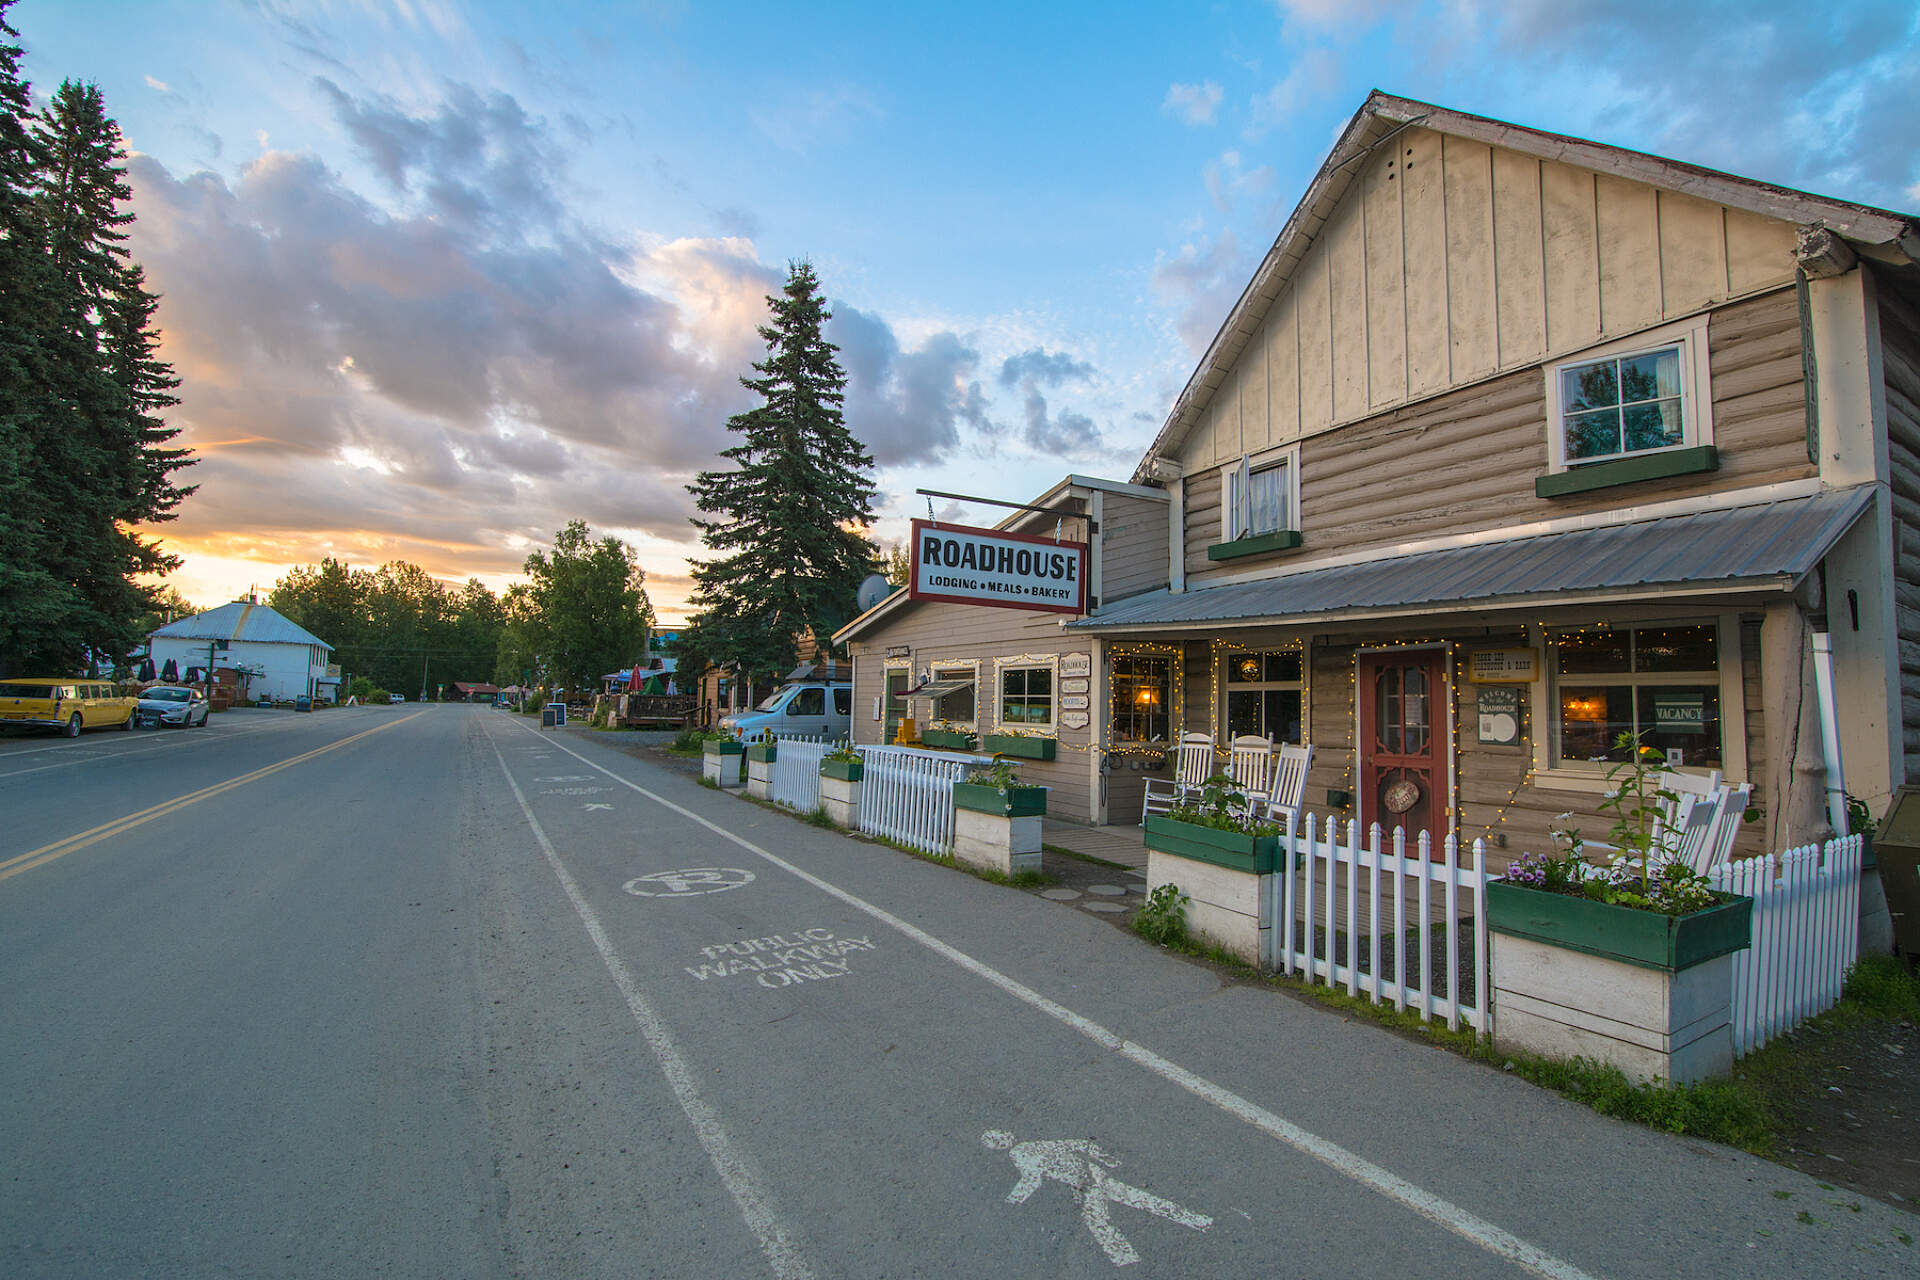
top-left (1133, 883), bottom-right (1190, 946)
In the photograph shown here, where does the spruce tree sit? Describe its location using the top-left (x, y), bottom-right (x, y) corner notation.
top-left (0, 61), bottom-right (195, 673)
top-left (679, 261), bottom-right (878, 681)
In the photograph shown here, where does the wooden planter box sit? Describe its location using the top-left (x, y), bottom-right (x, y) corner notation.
top-left (702, 738), bottom-right (743, 787)
top-left (984, 733), bottom-right (1056, 761)
top-left (1487, 880), bottom-right (1754, 1085)
top-left (746, 741), bottom-right (778, 764)
top-left (1485, 881), bottom-right (1752, 972)
top-left (953, 782), bottom-right (1048, 818)
top-left (820, 774), bottom-right (860, 828)
top-left (919, 728), bottom-right (977, 750)
top-left (1143, 816), bottom-right (1280, 874)
top-left (1143, 816), bottom-right (1282, 962)
top-left (820, 757), bottom-right (863, 782)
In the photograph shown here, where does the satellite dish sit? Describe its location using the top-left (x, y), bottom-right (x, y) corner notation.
top-left (856, 573), bottom-right (892, 612)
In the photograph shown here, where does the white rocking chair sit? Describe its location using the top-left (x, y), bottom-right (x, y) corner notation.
top-left (1141, 733), bottom-right (1215, 823)
top-left (1261, 743), bottom-right (1315, 830)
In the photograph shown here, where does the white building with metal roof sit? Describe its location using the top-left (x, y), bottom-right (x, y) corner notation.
top-left (148, 602), bottom-right (336, 703)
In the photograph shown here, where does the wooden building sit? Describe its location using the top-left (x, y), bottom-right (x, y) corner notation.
top-left (837, 92), bottom-right (1919, 864)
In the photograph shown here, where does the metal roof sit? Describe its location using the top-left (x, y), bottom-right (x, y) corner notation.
top-left (149, 601), bottom-right (331, 649)
top-left (1069, 488), bottom-right (1873, 633)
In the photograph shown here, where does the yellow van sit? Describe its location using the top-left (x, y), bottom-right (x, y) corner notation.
top-left (0, 678), bottom-right (136, 736)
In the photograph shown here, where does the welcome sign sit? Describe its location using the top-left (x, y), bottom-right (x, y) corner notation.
top-left (909, 519), bottom-right (1088, 614)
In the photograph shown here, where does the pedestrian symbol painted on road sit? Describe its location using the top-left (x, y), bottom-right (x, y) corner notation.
top-left (982, 1130), bottom-right (1210, 1266)
top-left (623, 867), bottom-right (756, 897)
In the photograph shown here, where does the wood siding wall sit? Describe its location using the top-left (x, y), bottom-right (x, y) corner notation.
top-left (848, 602), bottom-right (1094, 821)
top-left (1175, 129), bottom-right (1800, 472)
top-left (1100, 493), bottom-right (1171, 602)
top-left (1184, 289), bottom-right (1814, 587)
top-left (1880, 273), bottom-right (1920, 782)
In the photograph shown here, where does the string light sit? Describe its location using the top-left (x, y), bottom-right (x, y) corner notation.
top-left (1105, 642), bottom-right (1183, 763)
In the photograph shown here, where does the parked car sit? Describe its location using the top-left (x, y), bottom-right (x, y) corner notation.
top-left (389, 693), bottom-right (405, 703)
top-left (720, 681), bottom-right (852, 741)
top-left (0, 678), bottom-right (136, 735)
top-left (134, 685), bottom-right (210, 728)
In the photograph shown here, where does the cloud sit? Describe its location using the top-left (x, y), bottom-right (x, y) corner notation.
top-left (1162, 80), bottom-right (1224, 126)
top-left (1150, 230), bottom-right (1250, 356)
top-left (832, 304), bottom-right (993, 466)
top-left (750, 83), bottom-right (883, 153)
top-left (145, 75), bottom-right (173, 93)
top-left (1247, 47), bottom-right (1340, 139)
top-left (1203, 149), bottom-right (1278, 215)
top-left (998, 347), bottom-right (1094, 389)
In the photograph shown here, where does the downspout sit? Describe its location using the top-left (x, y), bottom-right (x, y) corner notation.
top-left (1809, 627), bottom-right (1849, 841)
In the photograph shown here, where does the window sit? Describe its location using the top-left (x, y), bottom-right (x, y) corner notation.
top-left (788, 687), bottom-right (825, 717)
top-left (924, 666), bottom-right (976, 725)
top-left (1225, 451), bottom-right (1297, 540)
top-left (1110, 654), bottom-right (1171, 744)
top-left (1547, 318), bottom-right (1711, 471)
top-left (1222, 649), bottom-right (1303, 743)
top-left (1552, 623), bottom-right (1721, 768)
top-left (1000, 665), bottom-right (1054, 729)
top-left (833, 687), bottom-right (851, 716)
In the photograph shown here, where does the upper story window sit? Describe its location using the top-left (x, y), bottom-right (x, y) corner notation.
top-left (1225, 450), bottom-right (1298, 540)
top-left (1546, 316), bottom-right (1712, 474)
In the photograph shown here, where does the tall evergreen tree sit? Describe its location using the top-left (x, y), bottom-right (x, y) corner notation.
top-left (678, 261), bottom-right (878, 680)
top-left (0, 52), bottom-right (196, 674)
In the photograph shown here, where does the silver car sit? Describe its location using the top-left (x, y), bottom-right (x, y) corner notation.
top-left (135, 685), bottom-right (210, 728)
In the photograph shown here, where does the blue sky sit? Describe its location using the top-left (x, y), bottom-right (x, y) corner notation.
top-left (17, 0), bottom-right (1919, 620)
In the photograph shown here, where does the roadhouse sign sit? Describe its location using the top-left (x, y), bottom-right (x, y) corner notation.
top-left (910, 519), bottom-right (1087, 614)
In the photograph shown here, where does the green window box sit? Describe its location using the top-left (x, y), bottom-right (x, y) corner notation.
top-left (1534, 445), bottom-right (1718, 498)
top-left (984, 733), bottom-right (1056, 761)
top-left (819, 757), bottom-right (863, 782)
top-left (952, 782), bottom-right (1048, 817)
top-left (1143, 815), bottom-right (1281, 874)
top-left (919, 728), bottom-right (977, 750)
top-left (1485, 880), bottom-right (1751, 972)
top-left (1206, 529), bottom-right (1303, 562)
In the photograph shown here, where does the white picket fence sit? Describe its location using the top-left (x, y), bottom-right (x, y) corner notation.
top-left (1709, 834), bottom-right (1862, 1056)
top-left (768, 736), bottom-right (831, 813)
top-left (1267, 816), bottom-right (1490, 1033)
top-left (855, 744), bottom-right (989, 855)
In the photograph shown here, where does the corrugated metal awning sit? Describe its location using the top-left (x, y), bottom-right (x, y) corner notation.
top-left (912, 678), bottom-right (975, 697)
top-left (1070, 487), bottom-right (1873, 633)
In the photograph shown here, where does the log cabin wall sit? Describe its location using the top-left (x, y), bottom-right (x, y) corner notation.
top-left (1879, 269), bottom-right (1920, 784)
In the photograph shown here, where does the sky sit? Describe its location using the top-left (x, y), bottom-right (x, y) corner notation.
top-left (16, 0), bottom-right (1920, 624)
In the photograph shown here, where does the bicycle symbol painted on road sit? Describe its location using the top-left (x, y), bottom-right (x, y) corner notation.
top-left (622, 868), bottom-right (756, 897)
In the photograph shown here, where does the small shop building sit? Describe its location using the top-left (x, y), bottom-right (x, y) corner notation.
top-left (148, 601), bottom-right (336, 704)
top-left (837, 91), bottom-right (1920, 864)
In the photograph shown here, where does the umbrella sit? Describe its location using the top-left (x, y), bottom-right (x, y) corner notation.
top-left (627, 663), bottom-right (645, 694)
top-left (139, 657), bottom-right (156, 682)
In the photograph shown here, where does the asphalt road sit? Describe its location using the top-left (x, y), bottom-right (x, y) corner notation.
top-left (1, 705), bottom-right (1911, 1278)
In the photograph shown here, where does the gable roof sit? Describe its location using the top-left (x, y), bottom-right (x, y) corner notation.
top-left (149, 601), bottom-right (331, 650)
top-left (1132, 90), bottom-right (1920, 485)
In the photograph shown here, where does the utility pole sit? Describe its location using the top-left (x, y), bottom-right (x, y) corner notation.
top-left (421, 655), bottom-right (430, 703)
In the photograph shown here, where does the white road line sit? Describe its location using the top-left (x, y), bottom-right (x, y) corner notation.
top-left (518, 723), bottom-right (1603, 1280)
top-left (482, 730), bottom-right (816, 1280)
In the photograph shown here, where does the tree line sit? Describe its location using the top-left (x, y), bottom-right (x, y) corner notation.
top-left (0, 1), bottom-right (194, 677)
top-left (268, 520), bottom-right (651, 699)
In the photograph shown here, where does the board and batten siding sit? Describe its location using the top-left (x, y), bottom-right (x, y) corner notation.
top-left (1183, 289), bottom-right (1813, 588)
top-left (1099, 492), bottom-right (1171, 602)
top-left (1879, 272), bottom-right (1920, 782)
top-left (848, 600), bottom-right (1094, 821)
top-left (1175, 128), bottom-right (1800, 471)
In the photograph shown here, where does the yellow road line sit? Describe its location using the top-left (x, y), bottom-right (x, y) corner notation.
top-left (0, 712), bottom-right (426, 884)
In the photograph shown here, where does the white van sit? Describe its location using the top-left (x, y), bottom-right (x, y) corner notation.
top-left (722, 682), bottom-right (852, 741)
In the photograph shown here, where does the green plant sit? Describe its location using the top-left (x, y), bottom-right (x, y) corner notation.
top-left (1133, 883), bottom-right (1190, 945)
top-left (1844, 792), bottom-right (1878, 838)
top-left (1166, 773), bottom-right (1281, 837)
top-left (823, 744), bottom-right (860, 764)
top-left (964, 759), bottom-right (1023, 791)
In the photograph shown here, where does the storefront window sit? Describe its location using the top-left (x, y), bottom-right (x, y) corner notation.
top-left (1553, 624), bottom-right (1721, 766)
top-left (1001, 665), bottom-right (1054, 728)
top-left (1110, 654), bottom-right (1171, 744)
top-left (929, 666), bottom-right (975, 724)
top-left (1222, 648), bottom-right (1303, 743)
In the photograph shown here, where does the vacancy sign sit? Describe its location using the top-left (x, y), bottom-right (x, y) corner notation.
top-left (909, 519), bottom-right (1088, 614)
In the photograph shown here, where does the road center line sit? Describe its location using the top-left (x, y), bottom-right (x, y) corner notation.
top-left (483, 730), bottom-right (815, 1280)
top-left (0, 719), bottom-right (310, 780)
top-left (0, 713), bottom-right (427, 883)
top-left (518, 722), bottom-right (1602, 1280)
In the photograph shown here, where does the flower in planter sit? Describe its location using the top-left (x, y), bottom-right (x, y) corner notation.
top-left (1166, 773), bottom-right (1281, 838)
top-left (823, 745), bottom-right (860, 764)
top-left (964, 759), bottom-right (1024, 793)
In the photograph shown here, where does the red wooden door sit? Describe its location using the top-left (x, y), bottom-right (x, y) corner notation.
top-left (1357, 650), bottom-right (1448, 850)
